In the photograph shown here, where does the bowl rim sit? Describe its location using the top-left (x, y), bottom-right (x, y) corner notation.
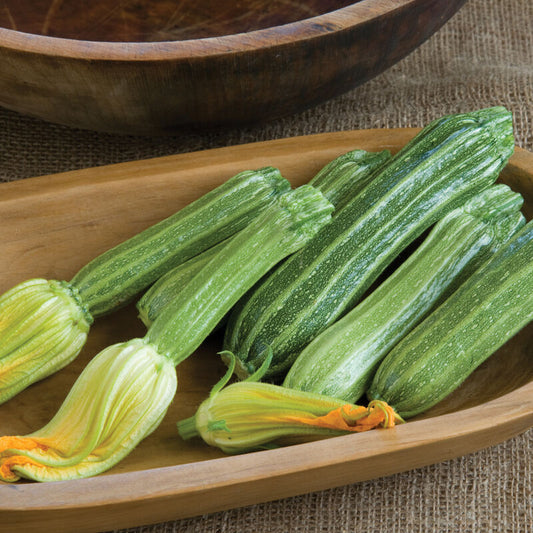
top-left (0, 0), bottom-right (412, 60)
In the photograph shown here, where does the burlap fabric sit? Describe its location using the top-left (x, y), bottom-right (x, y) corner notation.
top-left (1, 0), bottom-right (532, 531)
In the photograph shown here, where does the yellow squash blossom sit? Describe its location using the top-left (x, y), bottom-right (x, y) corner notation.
top-left (0, 279), bottom-right (91, 405)
top-left (177, 353), bottom-right (402, 454)
top-left (0, 339), bottom-right (176, 482)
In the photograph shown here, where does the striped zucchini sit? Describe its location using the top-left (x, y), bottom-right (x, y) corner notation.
top-left (224, 107), bottom-right (515, 380)
top-left (147, 185), bottom-right (334, 364)
top-left (283, 185), bottom-right (525, 402)
top-left (0, 167), bottom-right (290, 404)
top-left (137, 238), bottom-right (230, 327)
top-left (368, 219), bottom-right (533, 418)
top-left (137, 149), bottom-right (390, 327)
top-left (72, 167), bottom-right (290, 316)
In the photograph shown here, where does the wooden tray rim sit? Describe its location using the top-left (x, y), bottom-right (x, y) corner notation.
top-left (0, 128), bottom-right (531, 529)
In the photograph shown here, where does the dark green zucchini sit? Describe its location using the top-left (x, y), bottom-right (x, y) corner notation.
top-left (283, 185), bottom-right (525, 402)
top-left (368, 219), bottom-right (533, 418)
top-left (224, 107), bottom-right (515, 380)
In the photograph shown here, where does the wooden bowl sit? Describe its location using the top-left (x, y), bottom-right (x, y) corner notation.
top-left (0, 0), bottom-right (466, 134)
top-left (0, 129), bottom-right (532, 533)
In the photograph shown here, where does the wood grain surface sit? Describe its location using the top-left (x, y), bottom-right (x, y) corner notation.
top-left (0, 129), bottom-right (531, 532)
top-left (0, 0), bottom-right (466, 133)
top-left (0, 0), bottom-right (355, 41)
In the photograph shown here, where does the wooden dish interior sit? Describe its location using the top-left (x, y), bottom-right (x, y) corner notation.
top-left (0, 0), bottom-right (358, 42)
top-left (0, 129), bottom-right (531, 481)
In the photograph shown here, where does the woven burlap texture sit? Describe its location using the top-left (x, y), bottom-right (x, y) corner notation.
top-left (0, 0), bottom-right (532, 532)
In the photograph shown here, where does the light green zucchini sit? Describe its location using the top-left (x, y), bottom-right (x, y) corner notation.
top-left (367, 219), bottom-right (533, 418)
top-left (146, 185), bottom-right (334, 364)
top-left (137, 238), bottom-right (230, 327)
top-left (224, 107), bottom-right (515, 380)
top-left (72, 167), bottom-right (290, 316)
top-left (283, 185), bottom-right (525, 402)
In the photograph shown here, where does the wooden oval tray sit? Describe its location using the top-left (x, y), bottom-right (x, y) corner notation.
top-left (0, 129), bottom-right (532, 533)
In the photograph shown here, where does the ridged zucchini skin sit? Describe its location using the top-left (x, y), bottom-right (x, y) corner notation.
top-left (71, 167), bottom-right (291, 317)
top-left (224, 107), bottom-right (515, 380)
top-left (137, 149), bottom-right (390, 327)
top-left (146, 186), bottom-right (334, 365)
top-left (308, 149), bottom-right (391, 209)
top-left (283, 185), bottom-right (525, 402)
top-left (368, 219), bottom-right (533, 419)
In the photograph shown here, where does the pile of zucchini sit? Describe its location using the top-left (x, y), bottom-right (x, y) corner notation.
top-left (224, 106), bottom-right (518, 379)
top-left (222, 105), bottom-right (532, 423)
top-left (284, 184), bottom-right (525, 404)
top-left (0, 106), bottom-right (532, 480)
top-left (0, 167), bottom-right (293, 404)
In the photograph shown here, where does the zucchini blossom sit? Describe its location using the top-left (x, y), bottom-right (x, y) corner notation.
top-left (0, 339), bottom-right (176, 482)
top-left (177, 353), bottom-right (402, 454)
top-left (0, 279), bottom-right (92, 404)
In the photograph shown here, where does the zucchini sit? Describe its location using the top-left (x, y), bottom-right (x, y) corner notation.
top-left (0, 185), bottom-right (333, 482)
top-left (283, 185), bottom-right (525, 402)
top-left (147, 185), bottom-right (334, 364)
top-left (368, 219), bottom-right (533, 418)
top-left (0, 167), bottom-right (290, 404)
top-left (72, 167), bottom-right (290, 315)
top-left (224, 107), bottom-right (515, 380)
top-left (136, 148), bottom-right (390, 327)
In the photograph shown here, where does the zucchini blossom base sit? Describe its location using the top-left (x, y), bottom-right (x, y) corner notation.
top-left (0, 279), bottom-right (92, 404)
